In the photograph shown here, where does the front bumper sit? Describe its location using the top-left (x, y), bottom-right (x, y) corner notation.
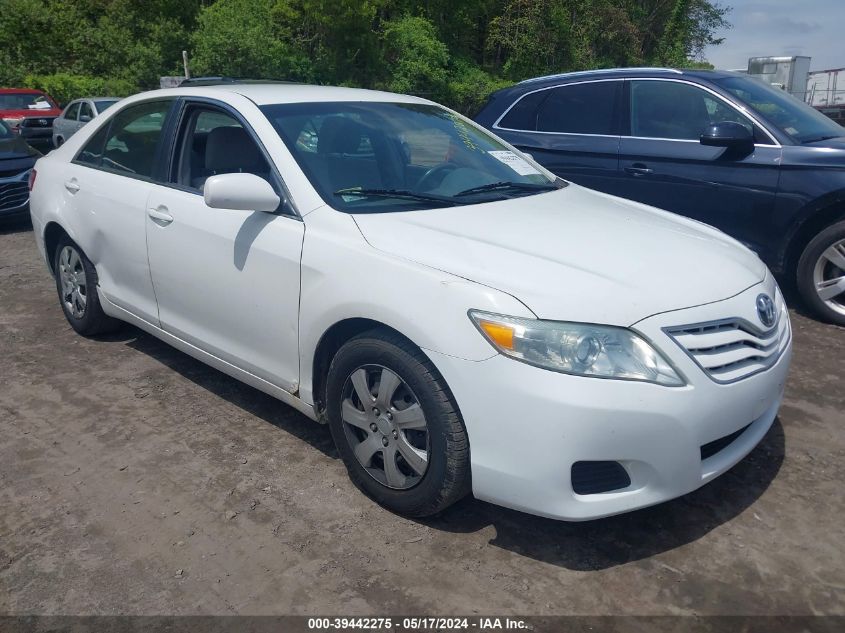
top-left (426, 277), bottom-right (791, 521)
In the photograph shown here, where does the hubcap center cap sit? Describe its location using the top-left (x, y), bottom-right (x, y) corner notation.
top-left (375, 416), bottom-right (394, 436)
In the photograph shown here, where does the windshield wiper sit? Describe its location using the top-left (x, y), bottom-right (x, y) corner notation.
top-left (454, 181), bottom-right (560, 197)
top-left (802, 134), bottom-right (840, 144)
top-left (333, 188), bottom-right (466, 206)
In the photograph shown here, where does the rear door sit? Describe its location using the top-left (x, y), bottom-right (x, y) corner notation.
top-left (618, 79), bottom-right (782, 254)
top-left (144, 100), bottom-right (304, 392)
top-left (63, 99), bottom-right (175, 323)
top-left (491, 80), bottom-right (625, 194)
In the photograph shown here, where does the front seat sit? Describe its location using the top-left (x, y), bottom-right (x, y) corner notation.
top-left (193, 126), bottom-right (269, 189)
top-left (317, 116), bottom-right (384, 192)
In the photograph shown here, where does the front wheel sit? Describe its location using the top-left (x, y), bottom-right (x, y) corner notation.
top-left (797, 220), bottom-right (845, 326)
top-left (325, 330), bottom-right (470, 517)
top-left (53, 237), bottom-right (120, 336)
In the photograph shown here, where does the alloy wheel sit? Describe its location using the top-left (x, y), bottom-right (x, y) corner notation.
top-left (340, 364), bottom-right (430, 490)
top-left (58, 245), bottom-right (87, 318)
top-left (813, 238), bottom-right (845, 317)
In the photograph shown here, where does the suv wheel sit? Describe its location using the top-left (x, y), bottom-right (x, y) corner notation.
top-left (797, 220), bottom-right (845, 326)
top-left (54, 236), bottom-right (120, 335)
top-left (325, 329), bottom-right (470, 517)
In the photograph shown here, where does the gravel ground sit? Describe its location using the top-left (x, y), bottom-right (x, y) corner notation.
top-left (1, 218), bottom-right (843, 616)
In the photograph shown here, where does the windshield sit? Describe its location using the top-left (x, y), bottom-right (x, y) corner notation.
top-left (713, 75), bottom-right (845, 144)
top-left (261, 101), bottom-right (560, 212)
top-left (94, 99), bottom-right (119, 113)
top-left (0, 92), bottom-right (56, 111)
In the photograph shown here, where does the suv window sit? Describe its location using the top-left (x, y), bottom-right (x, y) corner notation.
top-left (535, 82), bottom-right (619, 134)
top-left (174, 106), bottom-right (272, 191)
top-left (64, 102), bottom-right (80, 121)
top-left (630, 80), bottom-right (759, 141)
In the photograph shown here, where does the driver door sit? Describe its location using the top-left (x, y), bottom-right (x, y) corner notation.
top-left (618, 79), bottom-right (782, 255)
top-left (145, 101), bottom-right (304, 393)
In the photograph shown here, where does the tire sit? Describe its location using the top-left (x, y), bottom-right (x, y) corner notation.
top-left (325, 329), bottom-right (470, 517)
top-left (797, 220), bottom-right (845, 327)
top-left (53, 236), bottom-right (121, 336)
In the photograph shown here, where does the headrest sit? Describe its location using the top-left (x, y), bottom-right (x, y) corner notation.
top-left (317, 116), bottom-right (365, 155)
top-left (205, 126), bottom-right (266, 172)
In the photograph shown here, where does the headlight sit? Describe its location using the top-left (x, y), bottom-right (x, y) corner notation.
top-left (469, 310), bottom-right (684, 386)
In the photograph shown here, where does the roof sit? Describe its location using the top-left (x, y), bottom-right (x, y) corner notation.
top-left (148, 83), bottom-right (432, 106)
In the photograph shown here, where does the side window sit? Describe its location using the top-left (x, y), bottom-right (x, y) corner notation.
top-left (630, 81), bottom-right (757, 141)
top-left (79, 102), bottom-right (95, 121)
top-left (497, 90), bottom-right (548, 130)
top-left (75, 124), bottom-right (111, 167)
top-left (64, 102), bottom-right (80, 121)
top-left (86, 100), bottom-right (171, 178)
top-left (535, 82), bottom-right (619, 134)
top-left (175, 106), bottom-right (272, 191)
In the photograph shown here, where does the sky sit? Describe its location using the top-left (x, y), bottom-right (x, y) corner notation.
top-left (704, 0), bottom-right (845, 72)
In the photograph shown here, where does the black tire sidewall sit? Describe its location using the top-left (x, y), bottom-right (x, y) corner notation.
top-left (326, 335), bottom-right (459, 516)
top-left (797, 221), bottom-right (845, 326)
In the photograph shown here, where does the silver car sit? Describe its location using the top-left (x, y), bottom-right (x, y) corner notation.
top-left (52, 98), bottom-right (120, 148)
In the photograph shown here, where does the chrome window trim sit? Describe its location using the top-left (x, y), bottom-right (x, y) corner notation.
top-left (492, 78), bottom-right (622, 134)
top-left (626, 77), bottom-right (782, 147)
top-left (517, 67), bottom-right (682, 85)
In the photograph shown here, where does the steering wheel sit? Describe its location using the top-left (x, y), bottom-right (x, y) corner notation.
top-left (416, 163), bottom-right (458, 192)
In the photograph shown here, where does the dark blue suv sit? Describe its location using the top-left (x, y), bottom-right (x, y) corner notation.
top-left (475, 68), bottom-right (845, 326)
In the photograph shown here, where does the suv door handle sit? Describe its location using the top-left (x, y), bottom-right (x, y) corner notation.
top-left (148, 206), bottom-right (174, 226)
top-left (625, 164), bottom-right (653, 177)
top-left (64, 179), bottom-right (80, 193)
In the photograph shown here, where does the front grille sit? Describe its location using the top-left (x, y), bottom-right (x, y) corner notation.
top-left (0, 182), bottom-right (29, 211)
top-left (665, 301), bottom-right (789, 384)
top-left (571, 461), bottom-right (631, 495)
top-left (21, 117), bottom-right (55, 128)
top-left (0, 167), bottom-right (28, 179)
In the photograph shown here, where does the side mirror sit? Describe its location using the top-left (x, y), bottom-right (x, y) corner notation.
top-left (203, 173), bottom-right (281, 212)
top-left (700, 121), bottom-right (754, 150)
top-left (79, 115), bottom-right (92, 123)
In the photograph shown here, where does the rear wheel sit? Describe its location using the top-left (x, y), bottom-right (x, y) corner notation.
top-left (797, 221), bottom-right (845, 327)
top-left (326, 329), bottom-right (470, 517)
top-left (53, 237), bottom-right (120, 335)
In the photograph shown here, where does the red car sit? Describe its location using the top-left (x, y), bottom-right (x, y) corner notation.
top-left (0, 88), bottom-right (63, 149)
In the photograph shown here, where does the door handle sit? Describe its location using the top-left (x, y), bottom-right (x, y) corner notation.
top-left (148, 206), bottom-right (174, 226)
top-left (625, 164), bottom-right (653, 177)
top-left (64, 179), bottom-right (80, 194)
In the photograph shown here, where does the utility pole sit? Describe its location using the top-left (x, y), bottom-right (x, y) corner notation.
top-left (183, 50), bottom-right (191, 80)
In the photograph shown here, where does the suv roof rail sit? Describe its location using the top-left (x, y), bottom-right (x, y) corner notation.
top-left (178, 76), bottom-right (296, 87)
top-left (518, 67), bottom-right (683, 85)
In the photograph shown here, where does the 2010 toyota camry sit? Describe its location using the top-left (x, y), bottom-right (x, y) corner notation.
top-left (28, 83), bottom-right (792, 521)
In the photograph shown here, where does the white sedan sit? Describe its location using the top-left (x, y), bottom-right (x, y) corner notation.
top-left (28, 83), bottom-right (792, 520)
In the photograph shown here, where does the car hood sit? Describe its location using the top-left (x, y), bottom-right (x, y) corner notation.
top-left (352, 185), bottom-right (767, 326)
top-left (802, 135), bottom-right (845, 149)
top-left (0, 107), bottom-right (62, 118)
top-left (0, 135), bottom-right (41, 160)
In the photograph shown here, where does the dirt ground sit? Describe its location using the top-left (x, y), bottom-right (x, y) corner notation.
top-left (1, 217), bottom-right (844, 617)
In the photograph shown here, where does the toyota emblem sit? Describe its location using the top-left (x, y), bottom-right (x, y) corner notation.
top-left (756, 294), bottom-right (776, 328)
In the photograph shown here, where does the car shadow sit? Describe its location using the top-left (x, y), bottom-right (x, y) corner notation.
top-left (0, 215), bottom-right (33, 234)
top-left (109, 324), bottom-right (784, 570)
top-left (114, 325), bottom-right (337, 459)
top-left (421, 417), bottom-right (784, 570)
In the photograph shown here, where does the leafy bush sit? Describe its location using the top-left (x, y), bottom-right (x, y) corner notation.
top-left (23, 73), bottom-right (135, 107)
